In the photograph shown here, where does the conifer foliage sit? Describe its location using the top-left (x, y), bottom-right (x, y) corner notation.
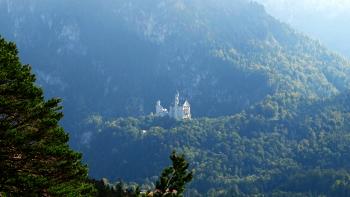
top-left (155, 151), bottom-right (193, 196)
top-left (0, 37), bottom-right (95, 196)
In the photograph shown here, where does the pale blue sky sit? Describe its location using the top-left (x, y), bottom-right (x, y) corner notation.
top-left (254, 0), bottom-right (350, 57)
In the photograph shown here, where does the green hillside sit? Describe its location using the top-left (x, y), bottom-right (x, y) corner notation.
top-left (2, 0), bottom-right (350, 196)
top-left (80, 92), bottom-right (350, 195)
top-left (1, 0), bottom-right (350, 120)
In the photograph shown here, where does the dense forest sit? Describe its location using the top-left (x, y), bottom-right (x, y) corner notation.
top-left (80, 92), bottom-right (350, 196)
top-left (2, 0), bottom-right (350, 196)
top-left (0, 37), bottom-right (193, 196)
top-left (0, 37), bottom-right (95, 196)
top-left (1, 0), bottom-right (350, 121)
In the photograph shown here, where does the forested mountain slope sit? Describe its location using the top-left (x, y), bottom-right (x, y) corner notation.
top-left (0, 37), bottom-right (96, 196)
top-left (2, 0), bottom-right (350, 196)
top-left (1, 0), bottom-right (350, 121)
top-left (81, 92), bottom-right (350, 196)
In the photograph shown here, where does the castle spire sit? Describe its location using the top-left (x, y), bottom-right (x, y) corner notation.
top-left (155, 92), bottom-right (191, 120)
top-left (175, 91), bottom-right (180, 106)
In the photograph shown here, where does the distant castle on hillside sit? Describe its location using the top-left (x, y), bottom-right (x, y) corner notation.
top-left (155, 92), bottom-right (191, 120)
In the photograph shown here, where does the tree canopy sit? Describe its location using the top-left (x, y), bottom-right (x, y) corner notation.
top-left (155, 151), bottom-right (193, 196)
top-left (0, 37), bottom-right (95, 196)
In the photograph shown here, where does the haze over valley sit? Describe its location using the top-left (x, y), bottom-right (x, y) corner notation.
top-left (2, 0), bottom-right (350, 196)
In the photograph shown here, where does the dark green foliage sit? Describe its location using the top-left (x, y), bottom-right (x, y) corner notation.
top-left (2, 0), bottom-right (350, 127)
top-left (80, 92), bottom-right (350, 196)
top-left (279, 169), bottom-right (350, 196)
top-left (155, 151), bottom-right (193, 196)
top-left (0, 37), bottom-right (95, 196)
top-left (2, 1), bottom-right (350, 196)
top-left (91, 179), bottom-right (141, 197)
top-left (91, 151), bottom-right (192, 197)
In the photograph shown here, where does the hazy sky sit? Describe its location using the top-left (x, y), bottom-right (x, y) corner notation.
top-left (255, 0), bottom-right (350, 19)
top-left (257, 0), bottom-right (350, 9)
top-left (254, 0), bottom-right (350, 57)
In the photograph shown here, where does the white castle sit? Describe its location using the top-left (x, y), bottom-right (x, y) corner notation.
top-left (155, 92), bottom-right (191, 120)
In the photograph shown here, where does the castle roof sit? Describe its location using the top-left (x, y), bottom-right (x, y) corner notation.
top-left (183, 100), bottom-right (190, 106)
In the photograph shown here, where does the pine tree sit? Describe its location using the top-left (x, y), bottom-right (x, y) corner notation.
top-left (155, 151), bottom-right (193, 196)
top-left (0, 37), bottom-right (96, 196)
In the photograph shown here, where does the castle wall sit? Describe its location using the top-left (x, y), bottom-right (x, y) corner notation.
top-left (155, 94), bottom-right (191, 120)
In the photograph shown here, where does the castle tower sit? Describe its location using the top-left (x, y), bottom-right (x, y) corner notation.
top-left (170, 92), bottom-right (182, 120)
top-left (183, 100), bottom-right (191, 120)
top-left (175, 91), bottom-right (180, 106)
top-left (155, 100), bottom-right (168, 117)
top-left (155, 92), bottom-right (191, 120)
top-left (156, 100), bottom-right (162, 114)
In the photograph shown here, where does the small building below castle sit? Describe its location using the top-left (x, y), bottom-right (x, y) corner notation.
top-left (155, 92), bottom-right (191, 120)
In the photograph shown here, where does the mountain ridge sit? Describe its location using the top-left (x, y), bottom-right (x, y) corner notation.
top-left (1, 0), bottom-right (350, 120)
top-left (2, 0), bottom-right (350, 196)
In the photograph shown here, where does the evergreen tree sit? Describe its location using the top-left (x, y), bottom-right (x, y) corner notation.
top-left (155, 151), bottom-right (193, 196)
top-left (0, 37), bottom-right (96, 196)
